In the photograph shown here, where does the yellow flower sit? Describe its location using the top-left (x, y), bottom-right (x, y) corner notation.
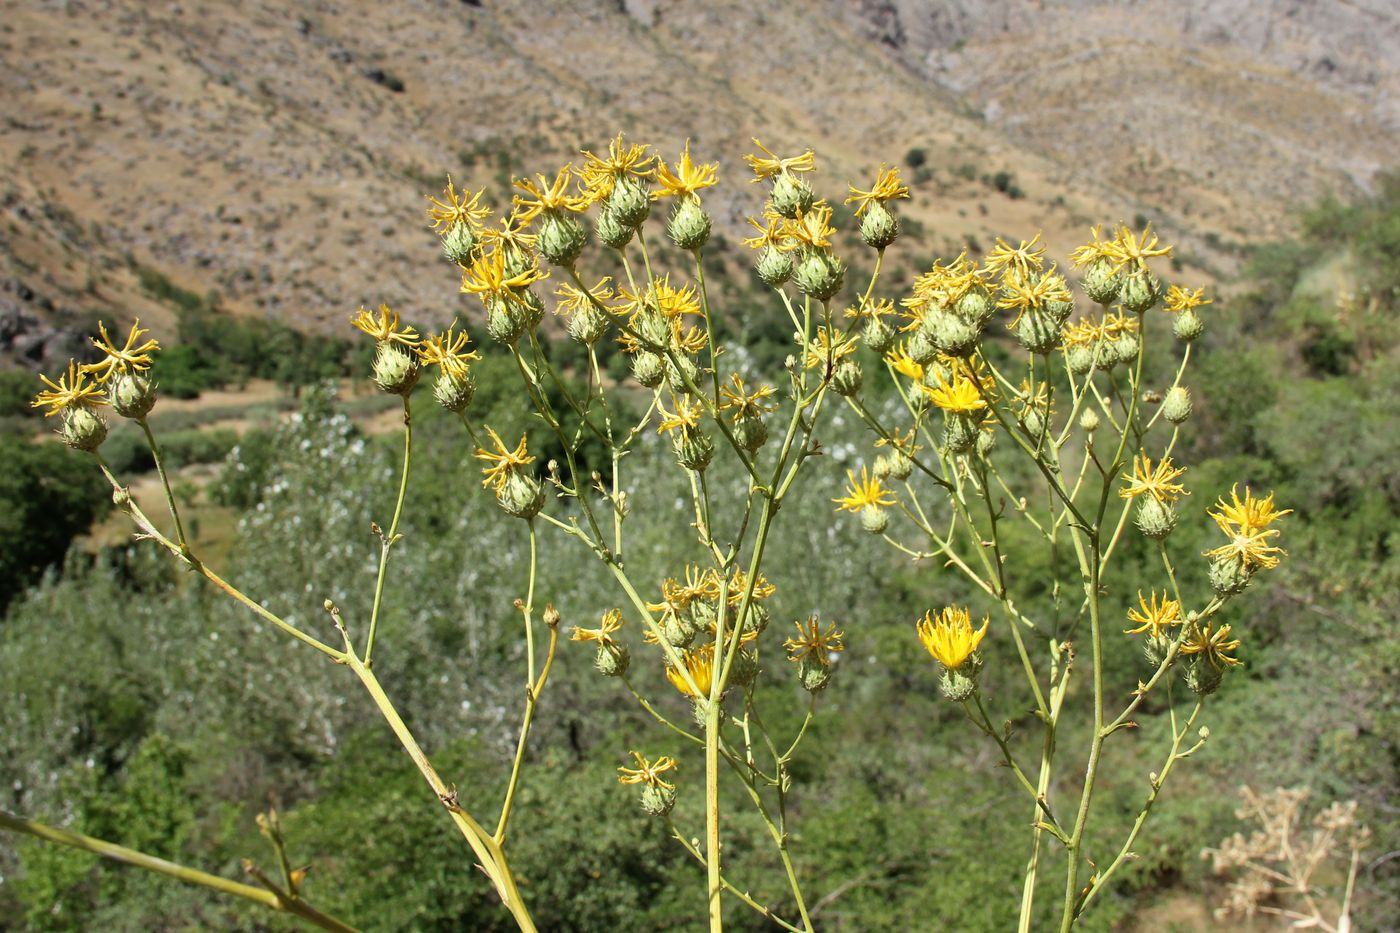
top-left (511, 166), bottom-right (592, 223)
top-left (1112, 223), bottom-right (1173, 274)
top-left (31, 360), bottom-right (107, 416)
top-left (741, 211), bottom-right (789, 250)
top-left (579, 133), bottom-right (654, 200)
top-left (875, 427), bottom-right (918, 455)
top-left (82, 319), bottom-right (161, 383)
top-left (351, 304), bottom-right (420, 347)
top-left (1209, 485), bottom-right (1292, 535)
top-left (782, 204), bottom-right (837, 251)
top-left (416, 324), bottom-right (480, 376)
top-left (801, 325), bottom-right (858, 370)
top-left (784, 616), bottom-right (846, 662)
top-left (917, 606), bottom-right (989, 671)
top-left (919, 370), bottom-right (987, 415)
top-left (885, 345), bottom-right (924, 381)
top-left (845, 165), bottom-right (910, 216)
top-left (555, 277), bottom-right (615, 318)
top-left (1181, 622), bottom-right (1242, 669)
top-left (654, 141), bottom-right (718, 200)
top-left (1204, 485), bottom-right (1290, 570)
top-left (845, 297), bottom-right (895, 323)
top-left (617, 275), bottom-right (700, 319)
top-left (572, 608), bottom-right (624, 647)
top-left (1069, 225), bottom-right (1120, 268)
top-left (657, 395), bottom-right (704, 434)
top-left (478, 211), bottom-right (539, 253)
top-left (723, 567), bottom-right (775, 606)
top-left (1205, 528), bottom-right (1287, 570)
top-left (459, 248), bottom-right (547, 305)
top-left (1124, 590), bottom-right (1183, 637)
top-left (983, 233), bottom-right (1046, 282)
top-left (617, 751), bottom-right (677, 789)
top-left (666, 644), bottom-right (715, 698)
top-left (475, 426), bottom-right (534, 494)
top-left (996, 264), bottom-right (1072, 326)
top-left (426, 175), bottom-right (492, 233)
top-left (1119, 453), bottom-right (1188, 504)
top-left (1163, 285), bottom-right (1211, 314)
top-left (833, 466), bottom-right (896, 512)
top-left (718, 374), bottom-right (778, 418)
top-left (743, 138), bottom-right (816, 181)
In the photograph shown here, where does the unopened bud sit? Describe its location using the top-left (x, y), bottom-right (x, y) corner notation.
top-left (667, 197), bottom-right (711, 251)
top-left (371, 343), bottom-right (420, 396)
top-left (1173, 308), bottom-right (1205, 342)
top-left (537, 213), bottom-right (587, 267)
top-left (770, 173), bottom-right (814, 219)
top-left (859, 200), bottom-right (899, 249)
top-left (1162, 386), bottom-right (1192, 423)
top-left (109, 373), bottom-right (156, 419)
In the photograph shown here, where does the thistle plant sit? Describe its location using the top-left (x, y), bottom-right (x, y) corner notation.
top-left (10, 134), bottom-right (1293, 932)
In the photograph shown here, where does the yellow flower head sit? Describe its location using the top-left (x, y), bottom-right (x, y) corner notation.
top-left (555, 276), bottom-right (615, 318)
top-left (1124, 590), bottom-right (1183, 637)
top-left (846, 165), bottom-right (910, 216)
top-left (1163, 285), bottom-right (1212, 314)
top-left (833, 466), bottom-right (896, 512)
top-left (984, 233), bottom-right (1046, 283)
top-left (875, 426), bottom-right (918, 455)
top-left (666, 644), bottom-right (715, 698)
top-left (1119, 453), bottom-right (1188, 504)
top-left (743, 138), bottom-right (816, 181)
top-left (1069, 225), bottom-right (1120, 268)
top-left (919, 370), bottom-right (988, 415)
top-left (416, 324), bottom-right (480, 377)
top-left (718, 374), bottom-right (778, 418)
top-left (783, 204), bottom-right (837, 252)
top-left (478, 211), bottom-right (540, 253)
top-left (917, 606), bottom-right (989, 671)
top-left (802, 325), bottom-right (858, 370)
top-left (784, 615), bottom-right (846, 662)
top-left (1204, 485), bottom-right (1290, 570)
top-left (742, 211), bottom-right (790, 251)
top-left (1112, 223), bottom-right (1173, 274)
top-left (617, 274), bottom-right (700, 320)
top-left (82, 319), bottom-right (161, 383)
top-left (996, 264), bottom-right (1072, 327)
top-left (572, 608), bottom-right (624, 647)
top-left (579, 133), bottom-right (654, 200)
top-left (617, 751), bottom-right (677, 789)
top-left (1181, 622), bottom-right (1242, 669)
top-left (657, 395), bottom-right (704, 435)
top-left (846, 297), bottom-right (895, 323)
top-left (32, 360), bottom-right (107, 416)
top-left (511, 165), bottom-right (592, 223)
top-left (459, 247), bottom-right (547, 305)
top-left (426, 175), bottom-right (492, 233)
top-left (351, 304), bottom-right (420, 347)
top-left (654, 141), bottom-right (718, 200)
top-left (886, 344), bottom-right (924, 381)
top-left (475, 426), bottom-right (534, 494)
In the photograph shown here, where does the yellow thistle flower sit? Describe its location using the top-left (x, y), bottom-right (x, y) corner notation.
top-left (617, 274), bottom-right (700, 319)
top-left (801, 325), bottom-right (858, 370)
top-left (1204, 527), bottom-right (1287, 570)
top-left (578, 132), bottom-right (654, 200)
top-left (983, 233), bottom-right (1046, 282)
top-left (351, 304), bottom-right (420, 347)
top-left (82, 319), bottom-right (161, 383)
top-left (996, 264), bottom-right (1073, 327)
top-left (1069, 225), bottom-right (1120, 268)
top-left (845, 165), bottom-right (910, 216)
top-left (885, 345), bottom-right (924, 381)
top-left (919, 370), bottom-right (987, 414)
top-left (845, 297), bottom-right (895, 322)
top-left (571, 608), bottom-right (624, 647)
top-left (1181, 622), bottom-right (1242, 669)
top-left (743, 138), bottom-right (816, 181)
top-left (475, 426), bottom-right (534, 494)
top-left (666, 644), bottom-right (715, 698)
top-left (1111, 223), bottom-right (1173, 274)
top-left (833, 466), bottom-right (896, 512)
top-left (1119, 453), bottom-right (1189, 504)
top-left (717, 374), bottom-right (778, 418)
top-left (1204, 485), bottom-right (1290, 570)
top-left (741, 211), bottom-right (789, 250)
top-left (511, 166), bottom-right (592, 223)
top-left (31, 360), bottom-right (107, 416)
top-left (459, 248), bottom-right (547, 305)
top-left (555, 276), bottom-right (615, 317)
top-left (617, 751), bottom-right (677, 789)
top-left (782, 204), bottom-right (837, 252)
top-left (478, 211), bottom-right (539, 252)
top-left (875, 426), bottom-right (918, 454)
top-left (426, 175), bottom-right (492, 233)
top-left (416, 324), bottom-right (480, 376)
top-left (1209, 485), bottom-right (1292, 536)
top-left (654, 141), bottom-right (719, 200)
top-left (1163, 285), bottom-right (1211, 314)
top-left (784, 616), bottom-right (846, 662)
top-left (657, 395), bottom-right (704, 434)
top-left (1124, 590), bottom-right (1183, 637)
top-left (723, 567), bottom-right (775, 605)
top-left (917, 606), bottom-right (989, 671)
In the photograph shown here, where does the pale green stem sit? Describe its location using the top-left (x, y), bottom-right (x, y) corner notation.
top-left (363, 396), bottom-right (412, 667)
top-left (665, 819), bottom-right (805, 933)
top-left (138, 417), bottom-right (190, 554)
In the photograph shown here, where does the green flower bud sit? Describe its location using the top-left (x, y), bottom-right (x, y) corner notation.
top-left (859, 503), bottom-right (889, 535)
top-left (943, 412), bottom-right (980, 454)
top-left (1134, 496), bottom-right (1177, 539)
top-left (742, 601), bottom-right (771, 637)
top-left (859, 200), bottom-right (899, 249)
top-left (60, 406), bottom-right (107, 451)
top-left (440, 222), bottom-right (477, 265)
top-left (770, 173), bottom-right (814, 219)
top-left (975, 428), bottom-right (997, 457)
top-left (755, 245), bottom-right (792, 287)
top-left (939, 664), bottom-right (978, 702)
top-left (537, 212), bottom-right (587, 267)
top-left (1142, 631), bottom-right (1174, 668)
top-left (1044, 291), bottom-right (1075, 325)
top-left (568, 303), bottom-right (611, 345)
top-left (1183, 658), bottom-right (1223, 697)
top-left (672, 431), bottom-right (714, 472)
top-left (732, 413), bottom-right (768, 452)
top-left (907, 328), bottom-right (940, 365)
top-left (665, 354), bottom-right (701, 395)
top-left (662, 613), bottom-right (694, 649)
top-left (687, 599), bottom-right (716, 634)
top-left (371, 343), bottom-right (420, 396)
top-left (878, 449), bottom-right (913, 481)
top-left (596, 208), bottom-right (634, 250)
top-left (1118, 270), bottom-right (1160, 314)
top-left (668, 197), bottom-right (711, 251)
top-left (1094, 341), bottom-right (1120, 372)
top-left (519, 289), bottom-right (545, 330)
top-left (1162, 386), bottom-right (1192, 424)
top-left (1021, 407), bottom-right (1046, 437)
top-left (831, 358), bottom-right (863, 397)
top-left (497, 471), bottom-right (545, 520)
top-left (1081, 257), bottom-right (1121, 306)
top-left (863, 315), bottom-right (896, 354)
top-left (729, 649), bottom-right (761, 690)
top-left (1067, 345), bottom-right (1095, 376)
top-left (607, 176), bottom-right (651, 229)
top-left (594, 642), bottom-right (630, 677)
top-left (1016, 308), bottom-right (1062, 354)
top-left (502, 246), bottom-right (536, 281)
top-left (109, 373), bottom-right (156, 419)
top-left (929, 309), bottom-right (980, 356)
top-left (631, 351), bottom-right (665, 388)
top-left (486, 297), bottom-right (528, 345)
top-left (633, 308), bottom-right (671, 350)
top-left (1208, 556), bottom-right (1251, 597)
top-left (432, 368), bottom-right (476, 413)
top-left (956, 287), bottom-right (995, 326)
top-left (1113, 333), bottom-right (1141, 366)
top-left (1173, 307), bottom-right (1205, 342)
top-left (792, 251), bottom-right (845, 301)
top-left (798, 655), bottom-right (832, 692)
top-left (640, 782), bottom-right (677, 817)
top-left (1079, 408), bottom-right (1100, 433)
